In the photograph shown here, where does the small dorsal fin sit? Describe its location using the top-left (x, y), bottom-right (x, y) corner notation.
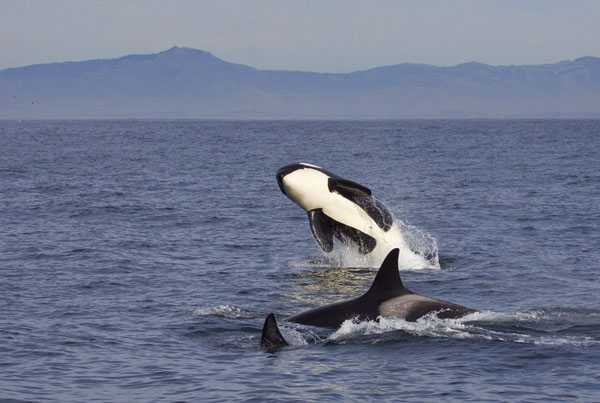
top-left (328, 178), bottom-right (372, 198)
top-left (365, 249), bottom-right (405, 297)
top-left (261, 313), bottom-right (288, 348)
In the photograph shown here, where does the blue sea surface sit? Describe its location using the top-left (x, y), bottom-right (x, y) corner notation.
top-left (1, 120), bottom-right (599, 401)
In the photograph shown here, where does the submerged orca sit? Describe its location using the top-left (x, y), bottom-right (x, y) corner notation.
top-left (261, 249), bottom-right (476, 347)
top-left (276, 163), bottom-right (395, 256)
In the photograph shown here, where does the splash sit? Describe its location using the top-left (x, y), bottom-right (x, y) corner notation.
top-left (325, 219), bottom-right (440, 270)
top-left (277, 324), bottom-right (318, 347)
top-left (324, 310), bottom-right (600, 347)
top-left (329, 314), bottom-right (478, 341)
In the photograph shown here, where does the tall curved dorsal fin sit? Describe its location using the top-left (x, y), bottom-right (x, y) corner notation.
top-left (261, 313), bottom-right (289, 349)
top-left (365, 249), bottom-right (405, 297)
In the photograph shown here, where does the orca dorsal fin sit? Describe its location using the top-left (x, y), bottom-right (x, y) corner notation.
top-left (328, 178), bottom-right (372, 198)
top-left (365, 249), bottom-right (405, 297)
top-left (261, 313), bottom-right (289, 349)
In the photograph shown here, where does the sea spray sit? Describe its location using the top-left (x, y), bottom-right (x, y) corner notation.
top-left (325, 218), bottom-right (440, 269)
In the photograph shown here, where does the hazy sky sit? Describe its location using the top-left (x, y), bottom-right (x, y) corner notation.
top-left (1, 0), bottom-right (599, 72)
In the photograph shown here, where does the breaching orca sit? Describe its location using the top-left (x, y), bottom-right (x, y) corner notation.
top-left (276, 163), bottom-right (396, 255)
top-left (261, 249), bottom-right (476, 347)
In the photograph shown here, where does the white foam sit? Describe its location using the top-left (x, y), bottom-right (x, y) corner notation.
top-left (325, 220), bottom-right (440, 270)
top-left (279, 327), bottom-right (310, 346)
top-left (329, 314), bottom-right (475, 341)
top-left (277, 323), bottom-right (325, 347)
top-left (325, 311), bottom-right (600, 347)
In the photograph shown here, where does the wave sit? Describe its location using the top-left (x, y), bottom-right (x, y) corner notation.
top-left (278, 309), bottom-right (600, 348)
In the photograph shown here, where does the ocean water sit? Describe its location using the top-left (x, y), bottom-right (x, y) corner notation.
top-left (1, 119), bottom-right (598, 402)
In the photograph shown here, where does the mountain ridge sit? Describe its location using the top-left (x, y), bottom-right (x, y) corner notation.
top-left (2, 47), bottom-right (599, 119)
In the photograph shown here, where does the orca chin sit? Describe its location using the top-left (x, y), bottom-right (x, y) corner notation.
top-left (260, 249), bottom-right (476, 345)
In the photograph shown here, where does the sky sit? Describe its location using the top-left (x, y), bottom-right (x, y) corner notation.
top-left (1, 0), bottom-right (599, 73)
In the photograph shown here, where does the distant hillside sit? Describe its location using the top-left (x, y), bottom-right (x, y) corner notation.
top-left (2, 46), bottom-right (599, 119)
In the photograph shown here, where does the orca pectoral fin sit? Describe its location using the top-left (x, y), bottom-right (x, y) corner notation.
top-left (308, 209), bottom-right (334, 253)
top-left (261, 313), bottom-right (289, 349)
top-left (332, 222), bottom-right (377, 255)
top-left (309, 209), bottom-right (377, 255)
top-left (351, 197), bottom-right (394, 232)
top-left (328, 178), bottom-right (372, 198)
